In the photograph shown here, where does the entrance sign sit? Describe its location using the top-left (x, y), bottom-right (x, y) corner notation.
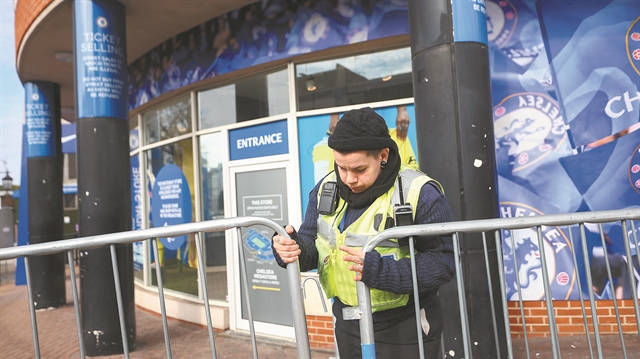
top-left (151, 164), bottom-right (192, 250)
top-left (229, 120), bottom-right (288, 160)
top-left (74, 0), bottom-right (127, 120)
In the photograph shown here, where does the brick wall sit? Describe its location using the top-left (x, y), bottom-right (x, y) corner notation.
top-left (508, 299), bottom-right (638, 338)
top-left (306, 315), bottom-right (335, 350)
top-left (14, 0), bottom-right (54, 54)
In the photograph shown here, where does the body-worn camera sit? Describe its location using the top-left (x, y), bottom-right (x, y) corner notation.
top-left (394, 203), bottom-right (413, 246)
top-left (318, 181), bottom-right (339, 215)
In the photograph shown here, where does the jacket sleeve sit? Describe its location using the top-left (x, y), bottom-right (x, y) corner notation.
top-left (360, 183), bottom-right (455, 294)
top-left (272, 182), bottom-right (321, 272)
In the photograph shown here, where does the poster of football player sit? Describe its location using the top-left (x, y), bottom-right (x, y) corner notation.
top-left (298, 104), bottom-right (419, 213)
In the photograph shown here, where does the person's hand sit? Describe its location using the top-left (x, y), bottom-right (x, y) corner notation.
top-left (339, 245), bottom-right (366, 281)
top-left (272, 225), bottom-right (301, 264)
top-left (396, 105), bottom-right (410, 141)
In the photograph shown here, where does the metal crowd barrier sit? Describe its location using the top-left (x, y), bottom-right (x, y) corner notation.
top-left (0, 217), bottom-right (311, 359)
top-left (354, 208), bottom-right (640, 359)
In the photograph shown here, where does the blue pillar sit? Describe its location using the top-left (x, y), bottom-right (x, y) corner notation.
top-left (73, 0), bottom-right (135, 355)
top-left (24, 81), bottom-right (65, 309)
top-left (408, 1), bottom-right (506, 358)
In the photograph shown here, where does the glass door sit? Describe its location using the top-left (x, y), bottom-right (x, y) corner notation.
top-left (229, 161), bottom-right (297, 339)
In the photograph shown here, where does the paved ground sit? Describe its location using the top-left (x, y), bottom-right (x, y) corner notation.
top-left (0, 261), bottom-right (333, 359)
top-left (1, 260), bottom-right (638, 358)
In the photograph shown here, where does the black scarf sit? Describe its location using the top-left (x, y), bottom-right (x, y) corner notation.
top-left (334, 148), bottom-right (401, 209)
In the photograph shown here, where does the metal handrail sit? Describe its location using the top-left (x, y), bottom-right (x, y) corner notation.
top-left (354, 208), bottom-right (640, 359)
top-left (0, 216), bottom-right (311, 359)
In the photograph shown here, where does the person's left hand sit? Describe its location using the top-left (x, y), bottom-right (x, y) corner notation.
top-left (339, 245), bottom-right (366, 281)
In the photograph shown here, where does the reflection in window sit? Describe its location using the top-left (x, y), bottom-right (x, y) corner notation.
top-left (296, 47), bottom-right (413, 111)
top-left (199, 132), bottom-right (227, 301)
top-left (198, 68), bottom-right (289, 129)
top-left (143, 96), bottom-right (192, 145)
top-left (145, 138), bottom-right (198, 296)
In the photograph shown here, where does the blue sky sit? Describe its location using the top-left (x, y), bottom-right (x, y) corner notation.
top-left (0, 0), bottom-right (24, 184)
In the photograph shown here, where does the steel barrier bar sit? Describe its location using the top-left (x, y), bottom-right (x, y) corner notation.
top-left (452, 233), bottom-right (472, 359)
top-left (597, 224), bottom-right (627, 359)
top-left (194, 232), bottom-right (218, 359)
top-left (0, 217), bottom-right (310, 359)
top-left (151, 238), bottom-right (173, 359)
top-left (536, 225), bottom-right (561, 359)
top-left (237, 228), bottom-right (259, 359)
top-left (24, 256), bottom-right (41, 359)
top-left (110, 244), bottom-right (130, 359)
top-left (408, 236), bottom-right (425, 359)
top-left (566, 226), bottom-right (594, 359)
top-left (493, 230), bottom-right (514, 359)
top-left (620, 221), bottom-right (640, 338)
top-left (67, 250), bottom-right (86, 359)
top-left (481, 232), bottom-right (501, 359)
top-left (4, 210), bottom-right (639, 358)
top-left (509, 229), bottom-right (530, 359)
top-left (354, 208), bottom-right (640, 359)
top-left (579, 223), bottom-right (603, 359)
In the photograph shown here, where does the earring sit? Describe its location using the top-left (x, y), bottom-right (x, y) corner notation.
top-left (380, 160), bottom-right (387, 168)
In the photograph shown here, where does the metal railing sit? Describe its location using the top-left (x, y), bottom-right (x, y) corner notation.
top-left (0, 217), bottom-right (312, 359)
top-left (2, 209), bottom-right (639, 359)
top-left (354, 208), bottom-right (640, 359)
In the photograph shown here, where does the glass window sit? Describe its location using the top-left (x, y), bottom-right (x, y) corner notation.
top-left (296, 47), bottom-right (413, 111)
top-left (145, 138), bottom-right (197, 296)
top-left (199, 132), bottom-right (227, 301)
top-left (64, 153), bottom-right (77, 180)
top-left (198, 68), bottom-right (289, 129)
top-left (143, 95), bottom-right (192, 145)
top-left (63, 194), bottom-right (77, 209)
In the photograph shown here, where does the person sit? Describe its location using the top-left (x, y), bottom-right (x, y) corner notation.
top-left (272, 107), bottom-right (454, 358)
top-left (389, 105), bottom-right (418, 170)
top-left (312, 113), bottom-right (340, 183)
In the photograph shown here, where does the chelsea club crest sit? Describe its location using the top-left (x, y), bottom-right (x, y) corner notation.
top-left (500, 202), bottom-right (576, 300)
top-left (494, 92), bottom-right (568, 174)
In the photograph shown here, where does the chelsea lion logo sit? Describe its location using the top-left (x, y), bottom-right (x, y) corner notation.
top-left (500, 203), bottom-right (576, 300)
top-left (494, 92), bottom-right (568, 174)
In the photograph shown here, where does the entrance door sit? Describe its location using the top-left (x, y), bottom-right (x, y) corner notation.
top-left (229, 161), bottom-right (297, 338)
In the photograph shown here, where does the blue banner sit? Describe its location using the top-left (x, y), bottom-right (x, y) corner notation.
top-left (229, 120), bottom-right (289, 160)
top-left (61, 123), bottom-right (76, 154)
top-left (128, 0), bottom-right (413, 110)
top-left (499, 176), bottom-right (578, 300)
top-left (74, 0), bottom-right (127, 120)
top-left (537, 0), bottom-right (639, 149)
top-left (490, 0), bottom-right (640, 300)
top-left (486, 0), bottom-right (544, 70)
top-left (151, 164), bottom-right (193, 250)
top-left (24, 82), bottom-right (57, 158)
top-left (452, 0), bottom-right (489, 44)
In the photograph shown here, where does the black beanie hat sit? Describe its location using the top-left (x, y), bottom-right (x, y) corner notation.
top-left (328, 107), bottom-right (397, 152)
